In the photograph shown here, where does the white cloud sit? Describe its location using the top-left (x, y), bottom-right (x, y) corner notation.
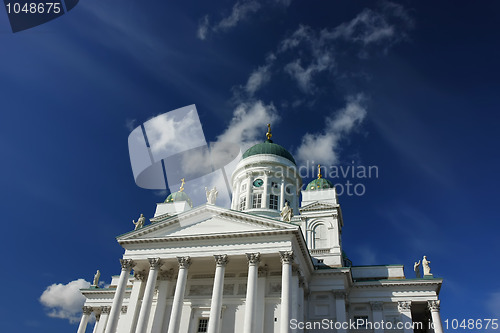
top-left (486, 291), bottom-right (500, 317)
top-left (284, 52), bottom-right (334, 93)
top-left (296, 94), bottom-right (367, 165)
top-left (245, 65), bottom-right (271, 96)
top-left (144, 109), bottom-right (205, 157)
top-left (197, 15), bottom-right (210, 40)
top-left (40, 279), bottom-right (90, 323)
top-left (216, 0), bottom-right (261, 31)
top-left (217, 100), bottom-right (279, 150)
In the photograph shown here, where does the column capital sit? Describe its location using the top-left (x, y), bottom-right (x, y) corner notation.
top-left (333, 291), bottom-right (346, 299)
top-left (82, 306), bottom-right (93, 315)
top-left (246, 253), bottom-right (261, 265)
top-left (101, 306), bottom-right (111, 314)
top-left (428, 300), bottom-right (440, 311)
top-left (134, 270), bottom-right (147, 281)
top-left (120, 259), bottom-right (135, 270)
top-left (177, 256), bottom-right (191, 268)
top-left (95, 313), bottom-right (101, 321)
top-left (121, 305), bottom-right (128, 314)
top-left (148, 257), bottom-right (162, 269)
top-left (398, 300), bottom-right (412, 312)
top-left (158, 268), bottom-right (175, 281)
top-left (371, 301), bottom-right (383, 311)
top-left (279, 251), bottom-right (294, 264)
top-left (214, 254), bottom-right (229, 266)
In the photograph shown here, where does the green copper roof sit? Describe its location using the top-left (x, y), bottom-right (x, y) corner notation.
top-left (305, 177), bottom-right (333, 191)
top-left (165, 191), bottom-right (193, 207)
top-left (242, 139), bottom-right (296, 164)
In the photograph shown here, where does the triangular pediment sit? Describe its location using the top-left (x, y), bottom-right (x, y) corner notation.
top-left (118, 204), bottom-right (297, 242)
top-left (299, 201), bottom-right (338, 212)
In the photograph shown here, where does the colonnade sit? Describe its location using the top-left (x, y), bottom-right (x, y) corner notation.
top-left (77, 251), bottom-right (295, 333)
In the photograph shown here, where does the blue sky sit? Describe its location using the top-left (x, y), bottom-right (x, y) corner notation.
top-left (1, 0), bottom-right (499, 331)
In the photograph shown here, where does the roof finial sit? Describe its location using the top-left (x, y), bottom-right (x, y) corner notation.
top-left (317, 164), bottom-right (322, 179)
top-left (266, 123), bottom-right (272, 141)
top-left (179, 178), bottom-right (185, 192)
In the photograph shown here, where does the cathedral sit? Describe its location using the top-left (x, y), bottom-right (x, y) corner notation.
top-left (77, 127), bottom-right (444, 333)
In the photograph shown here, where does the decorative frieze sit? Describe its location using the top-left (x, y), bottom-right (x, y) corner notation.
top-left (214, 254), bottom-right (229, 266)
top-left (398, 301), bottom-right (412, 312)
top-left (246, 253), bottom-right (261, 265)
top-left (428, 300), bottom-right (440, 311)
top-left (279, 251), bottom-right (294, 264)
top-left (177, 256), bottom-right (191, 269)
top-left (120, 259), bottom-right (135, 270)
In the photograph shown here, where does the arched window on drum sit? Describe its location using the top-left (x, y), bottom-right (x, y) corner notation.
top-left (313, 223), bottom-right (328, 249)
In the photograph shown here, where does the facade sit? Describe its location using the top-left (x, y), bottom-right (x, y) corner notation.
top-left (77, 130), bottom-right (444, 333)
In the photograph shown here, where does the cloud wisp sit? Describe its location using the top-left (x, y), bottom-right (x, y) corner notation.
top-left (197, 0), bottom-right (261, 40)
top-left (40, 279), bottom-right (90, 323)
top-left (295, 94), bottom-right (367, 165)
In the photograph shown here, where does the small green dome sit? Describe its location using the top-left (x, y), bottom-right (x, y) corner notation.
top-left (305, 177), bottom-right (333, 191)
top-left (242, 139), bottom-right (296, 165)
top-left (165, 191), bottom-right (193, 207)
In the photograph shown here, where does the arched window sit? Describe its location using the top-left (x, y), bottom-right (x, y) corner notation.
top-left (313, 224), bottom-right (328, 249)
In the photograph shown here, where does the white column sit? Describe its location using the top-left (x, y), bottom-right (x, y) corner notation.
top-left (255, 265), bottom-right (268, 333)
top-left (398, 301), bottom-right (413, 333)
top-left (334, 292), bottom-right (347, 333)
top-left (262, 173), bottom-right (269, 208)
top-left (279, 251), bottom-right (293, 333)
top-left (77, 306), bottom-right (93, 333)
top-left (105, 259), bottom-right (135, 333)
top-left (371, 302), bottom-right (384, 333)
top-left (167, 257), bottom-right (191, 333)
top-left (243, 253), bottom-right (260, 333)
top-left (124, 270), bottom-right (148, 333)
top-left (428, 300), bottom-right (444, 333)
top-left (207, 254), bottom-right (229, 333)
top-left (280, 178), bottom-right (285, 209)
top-left (135, 258), bottom-right (162, 333)
top-left (232, 180), bottom-right (241, 210)
top-left (92, 311), bottom-right (101, 333)
top-left (97, 306), bottom-right (111, 333)
top-left (245, 173), bottom-right (253, 209)
top-left (151, 269), bottom-right (174, 333)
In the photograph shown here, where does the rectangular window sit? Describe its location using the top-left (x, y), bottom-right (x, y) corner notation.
top-left (271, 181), bottom-right (278, 188)
top-left (239, 197), bottom-right (246, 210)
top-left (252, 194), bottom-right (262, 208)
top-left (197, 318), bottom-right (209, 333)
top-left (269, 194), bottom-right (279, 210)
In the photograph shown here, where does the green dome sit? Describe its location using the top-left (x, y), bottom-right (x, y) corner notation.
top-left (305, 177), bottom-right (333, 191)
top-left (165, 191), bottom-right (193, 207)
top-left (242, 139), bottom-right (296, 164)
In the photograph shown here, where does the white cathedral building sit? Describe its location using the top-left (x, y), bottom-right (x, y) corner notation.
top-left (77, 127), bottom-right (444, 333)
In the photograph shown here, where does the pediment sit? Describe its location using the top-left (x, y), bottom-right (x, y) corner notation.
top-left (299, 201), bottom-right (338, 212)
top-left (118, 204), bottom-right (296, 242)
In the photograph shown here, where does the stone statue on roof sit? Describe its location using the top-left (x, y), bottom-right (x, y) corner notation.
top-left (414, 260), bottom-right (421, 278)
top-left (280, 201), bottom-right (293, 222)
top-left (422, 256), bottom-right (432, 276)
top-left (205, 187), bottom-right (218, 205)
top-left (133, 213), bottom-right (145, 230)
top-left (92, 269), bottom-right (100, 287)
